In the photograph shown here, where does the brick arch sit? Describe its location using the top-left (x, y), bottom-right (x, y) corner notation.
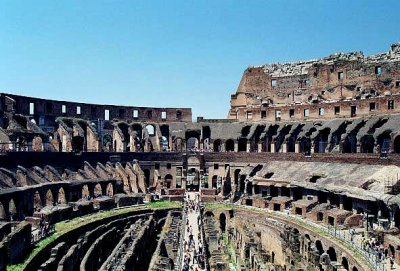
top-left (45, 189), bottom-right (54, 206)
top-left (57, 187), bottom-right (67, 204)
top-left (0, 201), bottom-right (7, 220)
top-left (94, 183), bottom-right (103, 197)
top-left (33, 190), bottom-right (43, 211)
top-left (106, 182), bottom-right (114, 197)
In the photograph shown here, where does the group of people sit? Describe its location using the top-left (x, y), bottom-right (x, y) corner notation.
top-left (360, 235), bottom-right (395, 268)
top-left (182, 193), bottom-right (206, 271)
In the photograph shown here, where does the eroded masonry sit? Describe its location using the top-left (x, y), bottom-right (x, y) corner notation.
top-left (1, 42), bottom-right (400, 271)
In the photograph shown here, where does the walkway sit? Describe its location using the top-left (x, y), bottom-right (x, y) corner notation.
top-left (181, 192), bottom-right (205, 271)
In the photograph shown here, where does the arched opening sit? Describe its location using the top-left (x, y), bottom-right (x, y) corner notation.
top-left (102, 134), bottom-right (113, 152)
top-left (315, 240), bottom-right (324, 255)
top-left (145, 125), bottom-right (155, 136)
top-left (94, 183), bottom-right (102, 197)
top-left (314, 128), bottom-right (330, 153)
top-left (118, 123), bottom-right (131, 152)
top-left (238, 138), bottom-right (247, 152)
top-left (0, 202), bottom-right (6, 220)
top-left (34, 191), bottom-right (42, 211)
top-left (58, 188), bottom-right (67, 204)
top-left (327, 247), bottom-right (337, 262)
top-left (186, 137), bottom-right (199, 151)
top-left (165, 174), bottom-right (173, 189)
top-left (352, 267), bottom-right (358, 271)
top-left (213, 139), bottom-right (222, 152)
top-left (341, 257), bottom-right (349, 270)
top-left (71, 136), bottom-right (84, 152)
top-left (32, 136), bottom-right (43, 151)
top-left (143, 169), bottom-right (151, 188)
top-left (246, 181), bottom-right (253, 194)
top-left (377, 131), bottom-right (391, 153)
top-left (45, 189), bottom-right (54, 206)
top-left (212, 175), bottom-right (218, 189)
top-left (204, 211), bottom-right (214, 217)
top-left (187, 168), bottom-right (199, 191)
top-left (106, 183), bottom-right (114, 197)
top-left (300, 137), bottom-right (312, 154)
top-left (360, 135), bottom-right (375, 153)
top-left (225, 139), bottom-right (235, 152)
top-left (160, 125), bottom-right (169, 151)
top-left (394, 136), bottom-right (400, 154)
top-left (174, 137), bottom-right (183, 152)
top-left (234, 169), bottom-right (241, 188)
top-left (132, 124), bottom-right (143, 151)
top-left (82, 185), bottom-right (90, 199)
top-left (239, 175), bottom-right (246, 193)
top-left (9, 199), bottom-right (17, 220)
top-left (219, 213), bottom-right (226, 232)
top-left (343, 135), bottom-right (357, 153)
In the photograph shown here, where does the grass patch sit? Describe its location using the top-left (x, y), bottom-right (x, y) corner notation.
top-left (222, 232), bottom-right (237, 270)
top-left (145, 200), bottom-right (182, 209)
top-left (204, 203), bottom-right (234, 210)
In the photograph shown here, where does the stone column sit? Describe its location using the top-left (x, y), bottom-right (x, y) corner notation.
top-left (257, 143), bottom-right (262, 152)
top-left (270, 143), bottom-right (275, 153)
top-left (246, 143), bottom-right (250, 152)
top-left (295, 142), bottom-right (300, 153)
top-left (281, 143), bottom-right (287, 153)
top-left (234, 142), bottom-right (238, 152)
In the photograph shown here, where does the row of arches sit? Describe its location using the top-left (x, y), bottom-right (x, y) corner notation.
top-left (0, 182), bottom-right (115, 222)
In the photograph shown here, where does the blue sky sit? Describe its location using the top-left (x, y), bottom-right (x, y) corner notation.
top-left (0, 1), bottom-right (399, 119)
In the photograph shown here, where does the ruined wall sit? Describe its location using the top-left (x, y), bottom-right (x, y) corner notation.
top-left (229, 42), bottom-right (400, 121)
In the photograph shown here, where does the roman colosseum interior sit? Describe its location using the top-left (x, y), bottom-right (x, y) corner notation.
top-left (1, 42), bottom-right (400, 271)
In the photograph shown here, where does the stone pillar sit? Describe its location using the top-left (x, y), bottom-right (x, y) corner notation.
top-left (270, 143), bottom-right (275, 153)
top-left (257, 143), bottom-right (262, 152)
top-left (339, 195), bottom-right (344, 209)
top-left (234, 142), bottom-right (238, 152)
top-left (277, 187), bottom-right (282, 196)
top-left (246, 143), bottom-right (250, 152)
top-left (295, 142), bottom-right (300, 153)
top-left (311, 144), bottom-right (315, 154)
top-left (282, 143), bottom-right (287, 153)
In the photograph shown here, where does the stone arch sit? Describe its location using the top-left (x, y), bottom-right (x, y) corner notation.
top-left (71, 135), bottom-right (84, 152)
top-left (32, 136), bottom-right (43, 151)
top-left (174, 137), bottom-right (184, 152)
top-left (239, 175), bottom-right (246, 193)
top-left (145, 124), bottom-right (155, 136)
top-left (164, 174), bottom-right (173, 189)
top-left (342, 135), bottom-right (357, 153)
top-left (394, 135), bottom-right (400, 154)
top-left (9, 199), bottom-right (17, 220)
top-left (219, 213), bottom-right (226, 232)
top-left (341, 257), bottom-right (349, 270)
top-left (0, 202), bottom-right (6, 220)
top-left (186, 137), bottom-right (199, 151)
top-left (102, 134), bottom-right (113, 151)
top-left (106, 183), bottom-right (114, 196)
top-left (213, 139), bottom-right (222, 152)
top-left (234, 169), bottom-right (241, 188)
top-left (45, 189), bottom-right (54, 206)
top-left (212, 175), bottom-right (218, 189)
top-left (315, 240), bottom-right (324, 255)
top-left (238, 138), bottom-right (247, 152)
top-left (225, 139), bottom-right (235, 152)
top-left (58, 188), bottom-right (67, 204)
top-left (360, 135), bottom-right (374, 153)
top-left (143, 169), bottom-right (151, 188)
top-left (327, 247), bottom-right (337, 262)
top-left (377, 130), bottom-right (392, 153)
top-left (204, 211), bottom-right (214, 217)
top-left (82, 184), bottom-right (90, 199)
top-left (94, 183), bottom-right (102, 197)
top-left (34, 191), bottom-right (42, 211)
